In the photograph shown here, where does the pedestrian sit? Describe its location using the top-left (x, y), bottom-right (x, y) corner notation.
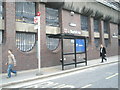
top-left (100, 44), bottom-right (107, 63)
top-left (5, 49), bottom-right (17, 78)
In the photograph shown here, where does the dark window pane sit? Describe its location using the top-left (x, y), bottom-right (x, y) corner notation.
top-left (104, 38), bottom-right (109, 47)
top-left (46, 7), bottom-right (59, 27)
top-left (119, 39), bottom-right (120, 46)
top-left (104, 21), bottom-right (108, 33)
top-left (16, 32), bottom-right (36, 52)
top-left (94, 19), bottom-right (99, 32)
top-left (81, 15), bottom-right (88, 30)
top-left (46, 35), bottom-right (59, 50)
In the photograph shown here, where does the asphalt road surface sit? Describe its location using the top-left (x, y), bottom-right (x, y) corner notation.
top-left (4, 62), bottom-right (119, 88)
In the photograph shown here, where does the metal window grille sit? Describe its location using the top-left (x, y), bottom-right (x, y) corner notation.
top-left (46, 35), bottom-right (59, 50)
top-left (46, 7), bottom-right (59, 27)
top-left (81, 15), bottom-right (88, 30)
top-left (94, 19), bottom-right (99, 32)
top-left (94, 38), bottom-right (100, 48)
top-left (15, 2), bottom-right (35, 24)
top-left (16, 32), bottom-right (36, 52)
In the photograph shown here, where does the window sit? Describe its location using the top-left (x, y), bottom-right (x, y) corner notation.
top-left (86, 37), bottom-right (89, 47)
top-left (81, 15), bottom-right (88, 30)
top-left (16, 32), bottom-right (36, 52)
top-left (15, 2), bottom-right (35, 24)
top-left (46, 35), bottom-right (59, 50)
top-left (46, 7), bottom-right (59, 27)
top-left (104, 21), bottom-right (109, 33)
top-left (94, 38), bottom-right (100, 48)
top-left (104, 38), bottom-right (109, 47)
top-left (0, 30), bottom-right (2, 44)
top-left (94, 19), bottom-right (99, 32)
top-left (118, 39), bottom-right (120, 46)
top-left (0, 1), bottom-right (3, 19)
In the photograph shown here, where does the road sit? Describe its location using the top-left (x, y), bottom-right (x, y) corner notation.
top-left (4, 62), bottom-right (119, 88)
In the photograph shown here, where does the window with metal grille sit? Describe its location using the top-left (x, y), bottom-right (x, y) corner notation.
top-left (104, 21), bottom-right (109, 33)
top-left (15, 2), bottom-right (35, 24)
top-left (0, 1), bottom-right (3, 19)
top-left (81, 15), bottom-right (88, 30)
top-left (46, 35), bottom-right (59, 51)
top-left (46, 7), bottom-right (59, 27)
top-left (94, 38), bottom-right (100, 48)
top-left (104, 38), bottom-right (109, 47)
top-left (94, 19), bottom-right (99, 32)
top-left (16, 32), bottom-right (36, 52)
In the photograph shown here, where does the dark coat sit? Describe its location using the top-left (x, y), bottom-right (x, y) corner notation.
top-left (100, 47), bottom-right (106, 57)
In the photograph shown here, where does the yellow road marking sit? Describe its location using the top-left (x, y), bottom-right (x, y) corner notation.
top-left (81, 84), bottom-right (92, 88)
top-left (106, 73), bottom-right (118, 79)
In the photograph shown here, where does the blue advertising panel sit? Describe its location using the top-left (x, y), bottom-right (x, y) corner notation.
top-left (76, 39), bottom-right (85, 53)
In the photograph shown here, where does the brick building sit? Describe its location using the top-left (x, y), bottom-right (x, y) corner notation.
top-left (0, 0), bottom-right (120, 72)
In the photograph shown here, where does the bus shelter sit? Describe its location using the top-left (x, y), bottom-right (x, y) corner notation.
top-left (48, 34), bottom-right (87, 70)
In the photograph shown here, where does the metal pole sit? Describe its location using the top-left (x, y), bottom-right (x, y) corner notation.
top-left (61, 37), bottom-right (64, 70)
top-left (38, 16), bottom-right (41, 73)
top-left (74, 39), bottom-right (77, 68)
top-left (85, 38), bottom-right (87, 66)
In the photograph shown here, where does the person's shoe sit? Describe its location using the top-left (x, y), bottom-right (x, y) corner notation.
top-left (6, 76), bottom-right (10, 78)
top-left (100, 61), bottom-right (103, 63)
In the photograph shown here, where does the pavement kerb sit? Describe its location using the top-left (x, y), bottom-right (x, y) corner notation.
top-left (1, 60), bottom-right (119, 88)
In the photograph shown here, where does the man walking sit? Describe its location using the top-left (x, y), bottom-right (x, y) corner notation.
top-left (100, 44), bottom-right (107, 63)
top-left (5, 49), bottom-right (17, 78)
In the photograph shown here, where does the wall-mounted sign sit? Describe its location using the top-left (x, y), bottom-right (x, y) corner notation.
top-left (69, 23), bottom-right (76, 27)
top-left (64, 28), bottom-right (81, 35)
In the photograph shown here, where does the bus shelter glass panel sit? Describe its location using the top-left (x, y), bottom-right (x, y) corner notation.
top-left (63, 54), bottom-right (75, 64)
top-left (63, 39), bottom-right (74, 54)
top-left (76, 53), bottom-right (85, 62)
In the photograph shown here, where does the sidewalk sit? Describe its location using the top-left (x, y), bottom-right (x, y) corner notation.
top-left (1, 55), bottom-right (119, 87)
